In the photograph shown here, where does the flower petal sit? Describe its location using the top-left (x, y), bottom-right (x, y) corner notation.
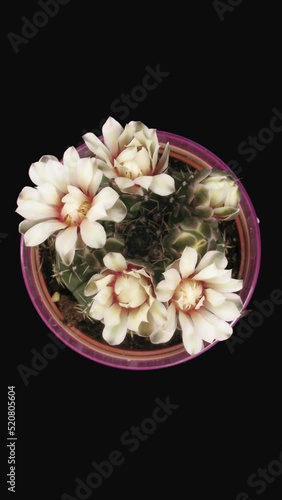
top-left (80, 219), bottom-right (106, 248)
top-left (48, 160), bottom-right (70, 192)
top-left (114, 273), bottom-right (147, 308)
top-left (116, 146), bottom-right (137, 164)
top-left (135, 176), bottom-right (153, 190)
top-left (102, 310), bottom-right (127, 345)
top-left (162, 268), bottom-right (181, 289)
top-left (94, 286), bottom-right (114, 306)
top-left (127, 303), bottom-right (149, 332)
top-left (127, 290), bottom-right (147, 308)
top-left (86, 204), bottom-right (107, 222)
top-left (76, 158), bottom-right (96, 194)
top-left (17, 186), bottom-right (41, 202)
top-left (192, 263), bottom-right (220, 281)
top-left (134, 147), bottom-right (151, 174)
top-left (63, 146), bottom-right (80, 168)
top-left (118, 122), bottom-right (136, 149)
top-left (28, 161), bottom-right (49, 186)
top-left (225, 185), bottom-right (240, 206)
top-left (190, 310), bottom-right (216, 343)
top-left (29, 160), bottom-right (69, 192)
top-left (83, 132), bottom-right (110, 157)
top-left (95, 159), bottom-right (116, 179)
top-left (155, 142), bottom-right (170, 173)
top-left (114, 177), bottom-right (135, 192)
top-left (63, 146), bottom-right (80, 184)
top-left (19, 219), bottom-right (43, 234)
top-left (93, 187), bottom-right (119, 210)
top-left (202, 269), bottom-right (233, 284)
top-left (89, 301), bottom-right (106, 321)
top-left (138, 321), bottom-right (155, 337)
top-left (205, 288), bottom-right (226, 307)
top-left (37, 183), bottom-right (61, 205)
top-left (179, 311), bottom-right (204, 354)
top-left (39, 154), bottom-right (59, 163)
top-left (150, 304), bottom-right (177, 344)
top-left (102, 199), bottom-right (127, 223)
top-left (55, 226), bottom-right (77, 265)
top-left (102, 116), bottom-right (123, 157)
top-left (195, 250), bottom-right (228, 272)
top-left (224, 293), bottom-right (243, 311)
top-left (200, 309), bottom-right (233, 340)
top-left (22, 220), bottom-right (67, 246)
top-left (179, 246), bottom-right (198, 279)
top-left (88, 165), bottom-right (103, 197)
top-left (213, 207), bottom-right (240, 221)
top-left (62, 185), bottom-right (88, 204)
top-left (16, 200), bottom-right (59, 220)
top-left (156, 279), bottom-right (175, 302)
top-left (148, 300), bottom-right (167, 326)
top-left (204, 300), bottom-right (242, 322)
top-left (84, 273), bottom-right (114, 296)
top-left (149, 173), bottom-right (175, 196)
top-left (104, 303), bottom-right (122, 327)
top-left (103, 252), bottom-right (127, 271)
top-left (209, 279), bottom-right (243, 293)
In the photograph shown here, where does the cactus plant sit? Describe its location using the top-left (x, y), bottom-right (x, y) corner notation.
top-left (17, 117), bottom-right (246, 358)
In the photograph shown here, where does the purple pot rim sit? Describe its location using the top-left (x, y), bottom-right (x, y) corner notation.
top-left (20, 130), bottom-right (261, 370)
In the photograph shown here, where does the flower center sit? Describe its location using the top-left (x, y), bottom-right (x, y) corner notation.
top-left (62, 200), bottom-right (91, 227)
top-left (114, 163), bottom-right (142, 180)
top-left (114, 146), bottom-right (151, 180)
top-left (172, 279), bottom-right (204, 312)
top-left (114, 271), bottom-right (148, 309)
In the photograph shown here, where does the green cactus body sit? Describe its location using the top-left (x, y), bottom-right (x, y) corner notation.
top-left (52, 248), bottom-right (102, 312)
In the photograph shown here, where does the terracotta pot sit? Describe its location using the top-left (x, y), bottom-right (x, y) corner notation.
top-left (20, 131), bottom-right (261, 370)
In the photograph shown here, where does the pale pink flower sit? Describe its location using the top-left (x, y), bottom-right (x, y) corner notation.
top-left (16, 147), bottom-right (127, 265)
top-left (83, 117), bottom-right (175, 196)
top-left (155, 247), bottom-right (243, 354)
top-left (84, 253), bottom-right (167, 345)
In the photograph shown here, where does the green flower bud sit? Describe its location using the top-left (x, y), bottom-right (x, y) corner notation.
top-left (191, 170), bottom-right (241, 221)
top-left (163, 217), bottom-right (220, 259)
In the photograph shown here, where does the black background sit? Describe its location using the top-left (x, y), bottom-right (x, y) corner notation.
top-left (3, 1), bottom-right (282, 499)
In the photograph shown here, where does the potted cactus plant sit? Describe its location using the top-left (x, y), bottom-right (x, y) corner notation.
top-left (17, 118), bottom-right (261, 369)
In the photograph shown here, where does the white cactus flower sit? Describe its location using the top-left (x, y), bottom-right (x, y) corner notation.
top-left (194, 170), bottom-right (241, 221)
top-left (16, 147), bottom-right (127, 265)
top-left (155, 246), bottom-right (243, 355)
top-left (83, 117), bottom-right (175, 196)
top-left (84, 252), bottom-right (167, 345)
